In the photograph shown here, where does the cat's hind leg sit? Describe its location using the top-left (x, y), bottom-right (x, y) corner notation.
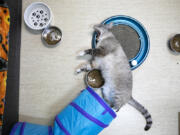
top-left (101, 86), bottom-right (115, 108)
top-left (113, 91), bottom-right (131, 112)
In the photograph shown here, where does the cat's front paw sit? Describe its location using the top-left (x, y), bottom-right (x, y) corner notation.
top-left (75, 64), bottom-right (85, 74)
top-left (78, 51), bottom-right (86, 56)
top-left (75, 68), bottom-right (82, 74)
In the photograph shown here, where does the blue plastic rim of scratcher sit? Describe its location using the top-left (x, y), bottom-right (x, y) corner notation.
top-left (92, 15), bottom-right (150, 70)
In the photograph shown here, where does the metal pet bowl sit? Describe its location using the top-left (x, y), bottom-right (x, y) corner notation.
top-left (42, 26), bottom-right (62, 47)
top-left (85, 69), bottom-right (105, 89)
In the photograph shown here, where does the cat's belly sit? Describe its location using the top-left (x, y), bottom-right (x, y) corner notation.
top-left (94, 53), bottom-right (133, 97)
top-left (95, 53), bottom-right (131, 75)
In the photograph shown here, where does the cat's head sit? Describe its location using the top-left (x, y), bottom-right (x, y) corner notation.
top-left (93, 23), bottom-right (114, 42)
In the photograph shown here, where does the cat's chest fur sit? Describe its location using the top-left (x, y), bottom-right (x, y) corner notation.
top-left (94, 46), bottom-right (130, 73)
top-left (93, 46), bottom-right (132, 103)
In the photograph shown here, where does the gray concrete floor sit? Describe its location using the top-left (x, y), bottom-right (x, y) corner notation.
top-left (20, 0), bottom-right (180, 134)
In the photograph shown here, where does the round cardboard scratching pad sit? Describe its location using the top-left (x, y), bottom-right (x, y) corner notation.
top-left (92, 15), bottom-right (150, 70)
top-left (110, 24), bottom-right (140, 60)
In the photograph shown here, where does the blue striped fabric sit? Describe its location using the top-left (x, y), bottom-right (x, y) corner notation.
top-left (70, 102), bottom-right (108, 128)
top-left (54, 87), bottom-right (116, 135)
top-left (10, 122), bottom-right (50, 135)
top-left (10, 87), bottom-right (116, 135)
top-left (48, 126), bottom-right (53, 135)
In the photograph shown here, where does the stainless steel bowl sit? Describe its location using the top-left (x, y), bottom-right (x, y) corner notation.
top-left (42, 26), bottom-right (62, 47)
top-left (169, 34), bottom-right (180, 54)
top-left (85, 69), bottom-right (105, 89)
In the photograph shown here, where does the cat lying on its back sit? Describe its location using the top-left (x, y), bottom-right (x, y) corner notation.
top-left (76, 23), bottom-right (152, 131)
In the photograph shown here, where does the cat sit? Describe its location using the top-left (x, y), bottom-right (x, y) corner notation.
top-left (76, 23), bottom-right (152, 131)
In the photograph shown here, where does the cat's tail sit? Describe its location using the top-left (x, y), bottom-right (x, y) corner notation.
top-left (128, 97), bottom-right (152, 131)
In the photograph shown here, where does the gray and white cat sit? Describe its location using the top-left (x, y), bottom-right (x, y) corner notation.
top-left (76, 23), bottom-right (152, 131)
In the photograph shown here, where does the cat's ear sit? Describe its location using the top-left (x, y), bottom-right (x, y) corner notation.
top-left (106, 22), bottom-right (114, 29)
